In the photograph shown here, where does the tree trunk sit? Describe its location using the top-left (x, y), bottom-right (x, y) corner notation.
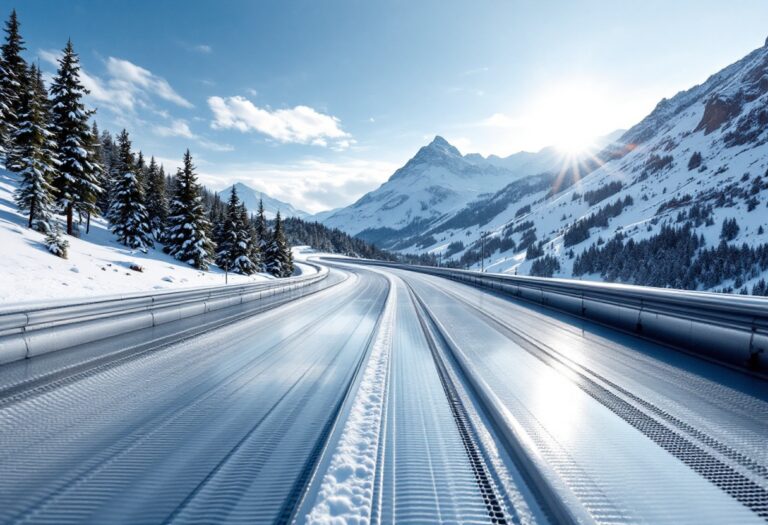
top-left (66, 205), bottom-right (73, 235)
top-left (28, 200), bottom-right (34, 229)
top-left (86, 212), bottom-right (91, 234)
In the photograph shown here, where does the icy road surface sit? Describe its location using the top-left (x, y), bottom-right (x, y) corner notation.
top-left (0, 261), bottom-right (767, 524)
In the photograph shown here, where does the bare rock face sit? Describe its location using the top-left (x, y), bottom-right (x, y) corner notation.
top-left (695, 96), bottom-right (742, 134)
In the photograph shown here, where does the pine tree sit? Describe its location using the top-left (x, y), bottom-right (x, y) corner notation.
top-left (49, 39), bottom-right (101, 235)
top-left (253, 198), bottom-right (270, 271)
top-left (95, 127), bottom-right (115, 214)
top-left (165, 150), bottom-right (214, 269)
top-left (208, 191), bottom-right (225, 248)
top-left (109, 130), bottom-right (153, 251)
top-left (216, 187), bottom-right (257, 275)
top-left (81, 121), bottom-right (103, 233)
top-left (264, 211), bottom-right (294, 277)
top-left (243, 205), bottom-right (261, 269)
top-left (0, 9), bottom-right (27, 159)
top-left (144, 157), bottom-right (168, 241)
top-left (12, 64), bottom-right (57, 233)
top-left (135, 150), bottom-right (146, 191)
top-left (45, 223), bottom-right (69, 259)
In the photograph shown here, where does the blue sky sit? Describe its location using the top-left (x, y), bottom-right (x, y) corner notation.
top-left (18, 0), bottom-right (768, 212)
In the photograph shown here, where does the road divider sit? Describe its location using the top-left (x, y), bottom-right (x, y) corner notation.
top-left (0, 263), bottom-right (329, 365)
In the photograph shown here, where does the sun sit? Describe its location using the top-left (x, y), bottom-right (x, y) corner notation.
top-left (530, 81), bottom-right (610, 155)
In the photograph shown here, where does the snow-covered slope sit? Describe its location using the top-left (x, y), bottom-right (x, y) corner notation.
top-left (410, 39), bottom-right (768, 293)
top-left (222, 182), bottom-right (308, 219)
top-left (0, 170), bottom-right (268, 302)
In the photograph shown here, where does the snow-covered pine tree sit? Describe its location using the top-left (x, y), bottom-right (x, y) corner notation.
top-left (0, 9), bottom-right (27, 159)
top-left (208, 191), bottom-right (225, 248)
top-left (165, 150), bottom-right (214, 269)
top-left (12, 64), bottom-right (57, 233)
top-left (80, 121), bottom-right (103, 234)
top-left (135, 151), bottom-right (147, 191)
top-left (45, 223), bottom-right (69, 259)
top-left (264, 211), bottom-right (294, 277)
top-left (216, 187), bottom-right (257, 275)
top-left (144, 156), bottom-right (168, 241)
top-left (49, 39), bottom-right (101, 235)
top-left (109, 130), bottom-right (153, 251)
top-left (95, 127), bottom-right (115, 214)
top-left (253, 198), bottom-right (270, 272)
top-left (242, 204), bottom-right (261, 270)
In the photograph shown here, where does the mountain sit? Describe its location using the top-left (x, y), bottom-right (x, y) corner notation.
top-left (394, 38), bottom-right (768, 294)
top-left (221, 182), bottom-right (308, 219)
top-left (321, 132), bottom-right (623, 250)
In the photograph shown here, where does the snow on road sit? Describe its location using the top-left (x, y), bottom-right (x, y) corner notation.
top-left (304, 274), bottom-right (396, 525)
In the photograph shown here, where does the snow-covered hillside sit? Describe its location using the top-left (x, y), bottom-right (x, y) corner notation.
top-left (0, 170), bottom-right (269, 303)
top-left (396, 40), bottom-right (768, 293)
top-left (221, 182), bottom-right (308, 219)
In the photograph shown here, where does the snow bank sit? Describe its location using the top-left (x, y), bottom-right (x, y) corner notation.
top-left (303, 277), bottom-right (396, 524)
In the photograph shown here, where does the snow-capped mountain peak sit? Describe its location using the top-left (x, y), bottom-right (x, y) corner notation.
top-left (223, 183), bottom-right (308, 220)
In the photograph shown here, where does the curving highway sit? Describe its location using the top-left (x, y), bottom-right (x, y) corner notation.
top-left (0, 260), bottom-right (767, 524)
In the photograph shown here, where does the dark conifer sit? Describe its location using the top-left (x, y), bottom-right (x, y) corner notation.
top-left (165, 150), bottom-right (214, 269)
top-left (12, 64), bottom-right (57, 233)
top-left (144, 157), bottom-right (168, 241)
top-left (49, 39), bottom-right (101, 235)
top-left (109, 130), bottom-right (152, 251)
top-left (0, 9), bottom-right (26, 157)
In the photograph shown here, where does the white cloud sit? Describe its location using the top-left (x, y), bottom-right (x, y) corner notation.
top-left (106, 57), bottom-right (192, 108)
top-left (153, 118), bottom-right (234, 152)
top-left (197, 157), bottom-right (397, 213)
top-left (194, 44), bottom-right (212, 54)
top-left (154, 119), bottom-right (196, 139)
top-left (479, 112), bottom-right (523, 128)
top-left (246, 88), bottom-right (259, 97)
top-left (208, 96), bottom-right (354, 150)
top-left (39, 50), bottom-right (192, 112)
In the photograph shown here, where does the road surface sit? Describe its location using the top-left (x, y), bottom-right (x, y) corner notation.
top-left (0, 260), bottom-right (766, 524)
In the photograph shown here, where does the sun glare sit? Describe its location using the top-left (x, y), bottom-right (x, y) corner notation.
top-left (531, 81), bottom-right (609, 155)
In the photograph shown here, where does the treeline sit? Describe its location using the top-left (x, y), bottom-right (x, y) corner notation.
top-left (563, 195), bottom-right (634, 247)
top-left (573, 221), bottom-right (768, 295)
top-left (0, 10), bottom-right (297, 277)
top-left (281, 217), bottom-right (395, 260)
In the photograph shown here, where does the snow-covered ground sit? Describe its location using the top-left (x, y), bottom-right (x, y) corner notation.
top-left (0, 169), bottom-right (269, 303)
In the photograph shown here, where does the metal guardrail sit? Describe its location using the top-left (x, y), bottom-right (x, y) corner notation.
top-left (0, 263), bottom-right (329, 365)
top-left (328, 258), bottom-right (768, 374)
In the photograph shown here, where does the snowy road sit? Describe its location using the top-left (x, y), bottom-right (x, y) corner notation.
top-left (0, 261), bottom-right (767, 524)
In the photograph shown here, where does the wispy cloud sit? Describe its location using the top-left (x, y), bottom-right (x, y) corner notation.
top-left (39, 50), bottom-right (192, 112)
top-left (462, 66), bottom-right (489, 76)
top-left (208, 96), bottom-right (354, 150)
top-left (478, 112), bottom-right (524, 128)
top-left (153, 118), bottom-right (234, 152)
top-left (193, 44), bottom-right (212, 54)
top-left (106, 57), bottom-right (192, 108)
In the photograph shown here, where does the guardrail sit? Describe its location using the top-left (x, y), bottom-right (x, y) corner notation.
top-left (329, 258), bottom-right (768, 374)
top-left (0, 262), bottom-right (329, 365)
